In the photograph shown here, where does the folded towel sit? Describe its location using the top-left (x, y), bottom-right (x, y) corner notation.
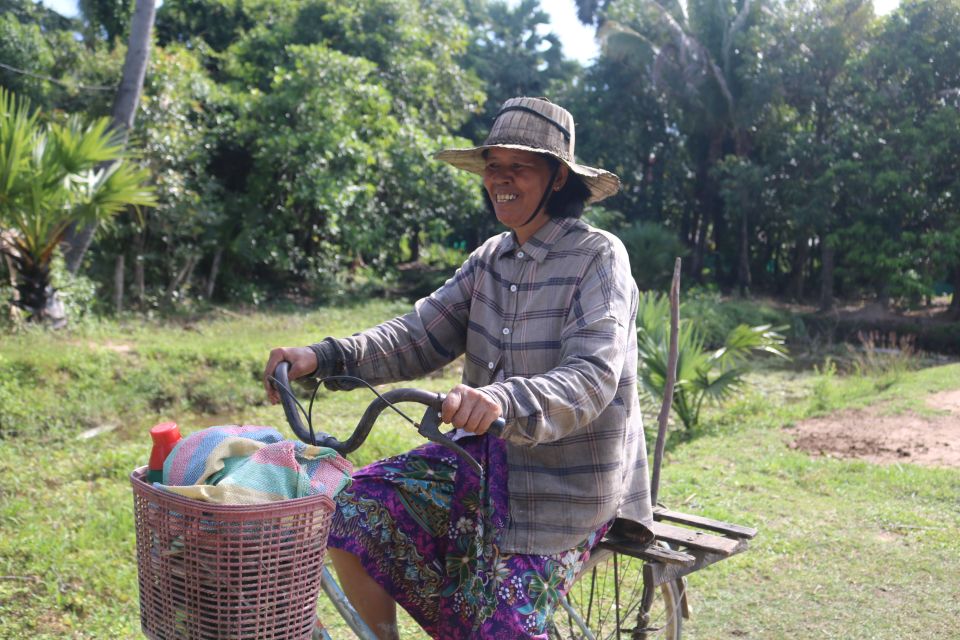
top-left (159, 425), bottom-right (352, 504)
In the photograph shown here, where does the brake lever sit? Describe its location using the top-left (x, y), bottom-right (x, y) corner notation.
top-left (417, 406), bottom-right (484, 475)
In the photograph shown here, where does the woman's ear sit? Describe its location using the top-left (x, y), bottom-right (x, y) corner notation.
top-left (554, 164), bottom-right (570, 191)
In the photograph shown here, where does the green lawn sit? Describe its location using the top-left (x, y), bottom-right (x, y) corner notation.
top-left (1, 302), bottom-right (957, 638)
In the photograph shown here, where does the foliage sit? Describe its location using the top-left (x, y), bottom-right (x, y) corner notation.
top-left (680, 288), bottom-right (800, 347)
top-left (616, 220), bottom-right (688, 291)
top-left (459, 0), bottom-right (578, 142)
top-left (79, 0), bottom-right (134, 46)
top-left (0, 11), bottom-right (55, 104)
top-left (3, 0), bottom-right (960, 314)
top-left (125, 0), bottom-right (486, 304)
top-left (637, 290), bottom-right (788, 430)
top-left (0, 88), bottom-right (156, 322)
top-left (843, 330), bottom-right (920, 391)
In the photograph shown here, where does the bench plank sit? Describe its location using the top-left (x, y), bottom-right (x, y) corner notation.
top-left (598, 537), bottom-right (696, 566)
top-left (649, 521), bottom-right (746, 556)
top-left (654, 508), bottom-right (758, 540)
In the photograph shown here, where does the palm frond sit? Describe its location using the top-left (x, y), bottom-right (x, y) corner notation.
top-left (49, 116), bottom-right (122, 174)
top-left (0, 88), bottom-right (40, 208)
top-left (694, 367), bottom-right (746, 403)
top-left (637, 290), bottom-right (790, 431)
top-left (714, 323), bottom-right (789, 369)
top-left (71, 161), bottom-right (157, 226)
top-left (599, 20), bottom-right (660, 67)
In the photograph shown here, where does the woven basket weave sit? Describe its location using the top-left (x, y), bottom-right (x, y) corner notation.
top-left (131, 467), bottom-right (334, 639)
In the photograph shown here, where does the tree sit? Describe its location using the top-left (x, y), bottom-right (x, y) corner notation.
top-left (79, 0), bottom-right (134, 46)
top-left (0, 88), bottom-right (155, 323)
top-left (63, 0), bottom-right (156, 275)
top-left (459, 0), bottom-right (578, 143)
top-left (765, 0), bottom-right (873, 307)
top-left (0, 11), bottom-right (56, 105)
top-left (832, 0), bottom-right (960, 309)
top-left (592, 0), bottom-right (775, 290)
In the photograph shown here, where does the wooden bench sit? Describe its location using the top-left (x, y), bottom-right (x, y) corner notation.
top-left (597, 509), bottom-right (757, 620)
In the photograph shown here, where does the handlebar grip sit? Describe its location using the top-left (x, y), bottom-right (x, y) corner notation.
top-left (273, 361), bottom-right (320, 445)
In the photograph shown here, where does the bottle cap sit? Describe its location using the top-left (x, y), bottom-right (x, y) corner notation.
top-left (149, 422), bottom-right (182, 470)
top-left (150, 422), bottom-right (180, 446)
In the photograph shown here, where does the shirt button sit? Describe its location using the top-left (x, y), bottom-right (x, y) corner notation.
top-left (502, 327), bottom-right (511, 335)
top-left (516, 251), bottom-right (525, 259)
top-left (487, 361), bottom-right (495, 370)
top-left (510, 284), bottom-right (518, 292)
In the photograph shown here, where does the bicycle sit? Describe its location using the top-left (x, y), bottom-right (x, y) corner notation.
top-left (267, 361), bottom-right (756, 640)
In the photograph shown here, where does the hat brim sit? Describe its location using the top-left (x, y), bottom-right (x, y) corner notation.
top-left (435, 144), bottom-right (620, 205)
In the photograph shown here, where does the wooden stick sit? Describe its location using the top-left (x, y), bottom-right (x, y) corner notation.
top-left (650, 257), bottom-right (681, 506)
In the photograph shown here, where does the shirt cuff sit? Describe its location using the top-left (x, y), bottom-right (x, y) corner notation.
top-left (307, 338), bottom-right (344, 378)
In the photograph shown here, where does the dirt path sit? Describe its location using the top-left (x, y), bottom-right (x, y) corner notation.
top-left (788, 389), bottom-right (960, 468)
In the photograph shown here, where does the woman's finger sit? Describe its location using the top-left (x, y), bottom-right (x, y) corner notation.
top-left (441, 386), bottom-right (464, 425)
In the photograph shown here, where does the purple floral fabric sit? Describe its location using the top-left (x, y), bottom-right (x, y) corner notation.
top-left (326, 435), bottom-right (608, 639)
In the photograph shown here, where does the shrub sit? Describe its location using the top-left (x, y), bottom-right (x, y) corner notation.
top-left (637, 291), bottom-right (789, 431)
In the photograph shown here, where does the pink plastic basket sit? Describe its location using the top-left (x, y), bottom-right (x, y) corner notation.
top-left (130, 467), bottom-right (334, 640)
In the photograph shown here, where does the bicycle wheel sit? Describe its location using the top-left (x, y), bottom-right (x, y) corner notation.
top-left (550, 546), bottom-right (683, 640)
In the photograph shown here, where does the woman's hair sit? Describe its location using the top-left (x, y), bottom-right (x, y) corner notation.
top-left (543, 156), bottom-right (591, 219)
top-left (480, 152), bottom-right (591, 219)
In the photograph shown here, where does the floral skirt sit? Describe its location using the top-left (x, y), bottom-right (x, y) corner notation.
top-left (326, 434), bottom-right (608, 639)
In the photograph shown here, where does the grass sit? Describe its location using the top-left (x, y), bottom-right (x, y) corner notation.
top-left (0, 302), bottom-right (958, 638)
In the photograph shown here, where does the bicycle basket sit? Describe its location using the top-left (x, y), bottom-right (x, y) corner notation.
top-left (130, 467), bottom-right (334, 640)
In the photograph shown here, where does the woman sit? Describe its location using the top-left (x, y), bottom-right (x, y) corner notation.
top-left (263, 97), bottom-right (653, 639)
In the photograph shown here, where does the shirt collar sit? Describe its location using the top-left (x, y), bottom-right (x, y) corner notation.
top-left (496, 216), bottom-right (581, 263)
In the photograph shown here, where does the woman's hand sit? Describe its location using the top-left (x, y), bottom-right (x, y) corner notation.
top-left (263, 346), bottom-right (318, 405)
top-left (441, 384), bottom-right (501, 435)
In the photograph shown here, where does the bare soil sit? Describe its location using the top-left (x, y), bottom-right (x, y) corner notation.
top-left (788, 389), bottom-right (960, 468)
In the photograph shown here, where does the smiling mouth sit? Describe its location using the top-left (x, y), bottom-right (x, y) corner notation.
top-left (496, 193), bottom-right (518, 203)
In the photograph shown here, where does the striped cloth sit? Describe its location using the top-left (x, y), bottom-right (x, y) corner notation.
top-left (159, 425), bottom-right (352, 504)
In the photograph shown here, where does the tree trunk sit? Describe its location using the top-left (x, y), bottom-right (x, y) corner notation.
top-left (819, 237), bottom-right (835, 311)
top-left (135, 227), bottom-right (146, 307)
top-left (205, 247), bottom-right (223, 300)
top-left (949, 266), bottom-right (960, 320)
top-left (737, 209), bottom-right (751, 296)
top-left (63, 0), bottom-right (157, 274)
top-left (790, 236), bottom-right (810, 301)
top-left (164, 254), bottom-right (198, 303)
top-left (113, 253), bottom-right (125, 314)
top-left (409, 226), bottom-right (421, 263)
top-left (13, 259), bottom-right (52, 322)
top-left (690, 213), bottom-right (707, 282)
top-left (135, 255), bottom-right (145, 306)
top-left (2, 242), bottom-right (21, 323)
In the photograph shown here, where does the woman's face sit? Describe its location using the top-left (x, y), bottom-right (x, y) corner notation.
top-left (482, 148), bottom-right (567, 243)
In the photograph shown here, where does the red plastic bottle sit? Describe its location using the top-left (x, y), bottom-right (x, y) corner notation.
top-left (147, 422), bottom-right (182, 483)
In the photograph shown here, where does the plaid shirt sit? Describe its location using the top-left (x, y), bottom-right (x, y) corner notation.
top-left (313, 216), bottom-right (653, 553)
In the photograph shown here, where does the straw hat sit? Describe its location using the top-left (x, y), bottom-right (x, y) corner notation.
top-left (436, 97), bottom-right (620, 204)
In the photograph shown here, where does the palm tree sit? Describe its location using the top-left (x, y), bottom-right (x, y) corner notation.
top-left (0, 88), bottom-right (156, 324)
top-left (596, 0), bottom-right (762, 290)
top-left (636, 290), bottom-right (788, 431)
top-left (63, 0), bottom-right (158, 274)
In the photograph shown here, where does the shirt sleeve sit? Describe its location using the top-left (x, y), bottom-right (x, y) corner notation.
top-left (481, 242), bottom-right (635, 446)
top-left (314, 253), bottom-right (477, 388)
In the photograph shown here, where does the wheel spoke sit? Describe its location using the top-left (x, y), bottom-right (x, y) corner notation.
top-left (550, 549), bottom-right (682, 640)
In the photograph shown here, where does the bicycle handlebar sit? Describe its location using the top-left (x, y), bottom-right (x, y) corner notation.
top-left (272, 361), bottom-right (505, 475)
